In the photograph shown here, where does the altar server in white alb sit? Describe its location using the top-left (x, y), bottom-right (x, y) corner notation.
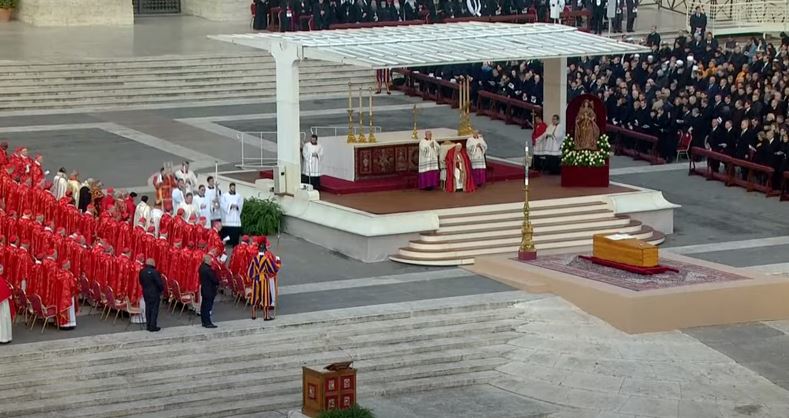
top-left (52, 168), bottom-right (69, 200)
top-left (220, 182), bottom-right (244, 246)
top-left (301, 134), bottom-right (324, 190)
top-left (466, 130), bottom-right (488, 187)
top-left (134, 195), bottom-right (152, 227)
top-left (418, 130), bottom-right (441, 190)
top-left (0, 266), bottom-right (12, 344)
top-left (534, 114), bottom-right (565, 174)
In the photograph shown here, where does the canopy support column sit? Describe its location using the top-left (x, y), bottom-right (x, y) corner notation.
top-left (272, 40), bottom-right (302, 195)
top-left (542, 57), bottom-right (568, 127)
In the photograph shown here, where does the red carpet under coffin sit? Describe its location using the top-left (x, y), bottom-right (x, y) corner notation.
top-left (260, 161), bottom-right (527, 195)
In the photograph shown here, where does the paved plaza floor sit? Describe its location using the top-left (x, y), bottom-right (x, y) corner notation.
top-left (2, 14), bottom-right (789, 418)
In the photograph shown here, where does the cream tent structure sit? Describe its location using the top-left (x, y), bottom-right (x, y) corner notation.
top-left (210, 23), bottom-right (648, 194)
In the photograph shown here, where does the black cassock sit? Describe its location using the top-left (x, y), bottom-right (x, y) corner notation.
top-left (253, 0), bottom-right (269, 30)
top-left (78, 185), bottom-right (91, 212)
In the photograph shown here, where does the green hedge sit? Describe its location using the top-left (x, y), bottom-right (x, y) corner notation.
top-left (0, 0), bottom-right (17, 9)
top-left (240, 197), bottom-right (283, 236)
top-left (317, 405), bottom-right (375, 418)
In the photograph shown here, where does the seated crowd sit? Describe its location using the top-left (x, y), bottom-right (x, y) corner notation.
top-left (256, 0), bottom-right (600, 31)
top-left (0, 144), bottom-right (272, 339)
top-left (404, 30), bottom-right (789, 189)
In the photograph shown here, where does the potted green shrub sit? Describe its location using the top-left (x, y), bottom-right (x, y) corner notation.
top-left (0, 0), bottom-right (16, 22)
top-left (317, 404), bottom-right (375, 418)
top-left (240, 196), bottom-right (283, 236)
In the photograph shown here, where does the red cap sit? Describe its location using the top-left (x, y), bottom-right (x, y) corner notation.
top-left (23, 209), bottom-right (32, 216)
top-left (147, 226), bottom-right (155, 233)
top-left (36, 252), bottom-right (45, 260)
top-left (122, 247), bottom-right (131, 254)
top-left (107, 187), bottom-right (114, 194)
top-left (241, 235), bottom-right (250, 242)
top-left (47, 248), bottom-right (56, 258)
top-left (65, 190), bottom-right (73, 196)
top-left (177, 208), bottom-right (185, 215)
top-left (136, 254), bottom-right (145, 262)
top-left (87, 204), bottom-right (95, 210)
top-left (43, 181), bottom-right (53, 189)
top-left (9, 235), bottom-right (18, 243)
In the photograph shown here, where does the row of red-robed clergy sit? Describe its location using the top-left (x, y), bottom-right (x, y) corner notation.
top-left (0, 145), bottom-right (260, 327)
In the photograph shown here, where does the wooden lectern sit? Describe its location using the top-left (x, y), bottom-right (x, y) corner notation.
top-left (302, 362), bottom-right (357, 417)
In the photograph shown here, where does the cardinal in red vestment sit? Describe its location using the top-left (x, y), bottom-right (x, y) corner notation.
top-left (0, 270), bottom-right (14, 343)
top-left (443, 144), bottom-right (476, 193)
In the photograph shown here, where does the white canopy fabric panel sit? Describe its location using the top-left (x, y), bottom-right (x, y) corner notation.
top-left (210, 22), bottom-right (649, 69)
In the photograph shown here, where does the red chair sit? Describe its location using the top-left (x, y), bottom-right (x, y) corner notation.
top-left (88, 281), bottom-right (106, 315)
top-left (102, 286), bottom-right (126, 324)
top-left (78, 276), bottom-right (90, 304)
top-left (28, 294), bottom-right (58, 333)
top-left (170, 280), bottom-right (195, 315)
top-left (676, 131), bottom-right (692, 161)
top-left (12, 287), bottom-right (29, 325)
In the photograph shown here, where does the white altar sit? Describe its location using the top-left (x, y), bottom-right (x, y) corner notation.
top-left (319, 128), bottom-right (466, 181)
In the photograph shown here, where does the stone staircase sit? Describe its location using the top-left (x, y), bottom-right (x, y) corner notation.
top-left (0, 54), bottom-right (374, 113)
top-left (0, 293), bottom-right (527, 418)
top-left (390, 198), bottom-right (665, 266)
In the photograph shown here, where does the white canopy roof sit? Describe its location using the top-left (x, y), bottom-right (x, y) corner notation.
top-left (210, 22), bottom-right (649, 69)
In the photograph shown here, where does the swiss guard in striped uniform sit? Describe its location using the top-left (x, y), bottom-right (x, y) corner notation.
top-left (247, 237), bottom-right (281, 321)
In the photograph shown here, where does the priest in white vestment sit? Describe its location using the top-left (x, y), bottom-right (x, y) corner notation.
top-left (466, 131), bottom-right (488, 186)
top-left (52, 169), bottom-right (69, 200)
top-left (177, 192), bottom-right (199, 221)
top-left (205, 177), bottom-right (222, 224)
top-left (133, 196), bottom-right (152, 227)
top-left (195, 185), bottom-right (211, 228)
top-left (150, 206), bottom-right (164, 236)
top-left (175, 161), bottom-right (198, 194)
top-left (418, 130), bottom-right (441, 190)
top-left (0, 268), bottom-right (12, 344)
top-left (220, 183), bottom-right (244, 246)
top-left (67, 171), bottom-right (81, 205)
top-left (171, 180), bottom-right (185, 215)
top-left (534, 114), bottom-right (566, 174)
top-left (301, 134), bottom-right (324, 190)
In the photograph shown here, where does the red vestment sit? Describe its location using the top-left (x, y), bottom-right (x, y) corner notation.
top-left (80, 213), bottom-right (97, 245)
top-left (159, 213), bottom-right (172, 237)
top-left (444, 147), bottom-right (476, 193)
top-left (532, 121), bottom-right (547, 146)
top-left (101, 195), bottom-right (116, 214)
top-left (128, 261), bottom-right (144, 302)
top-left (154, 174), bottom-right (177, 213)
top-left (53, 269), bottom-right (77, 326)
top-left (114, 255), bottom-right (132, 299)
top-left (155, 239), bottom-right (170, 278)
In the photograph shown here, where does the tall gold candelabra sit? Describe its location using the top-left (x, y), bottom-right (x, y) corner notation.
top-left (518, 143), bottom-right (536, 260)
top-left (367, 87), bottom-right (376, 143)
top-left (457, 77), bottom-right (473, 136)
top-left (346, 82), bottom-right (356, 143)
top-left (411, 104), bottom-right (420, 140)
top-left (357, 87), bottom-right (366, 143)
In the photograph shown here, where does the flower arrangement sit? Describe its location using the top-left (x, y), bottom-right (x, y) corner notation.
top-left (0, 0), bottom-right (17, 9)
top-left (561, 134), bottom-right (612, 168)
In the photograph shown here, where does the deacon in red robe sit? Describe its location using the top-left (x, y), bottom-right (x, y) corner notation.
top-left (54, 262), bottom-right (78, 328)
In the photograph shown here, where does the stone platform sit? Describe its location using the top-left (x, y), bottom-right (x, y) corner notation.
top-left (469, 252), bottom-right (789, 334)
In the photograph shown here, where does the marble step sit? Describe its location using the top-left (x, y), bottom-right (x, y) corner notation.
top-left (0, 294), bottom-right (525, 362)
top-left (1, 319), bottom-right (518, 392)
top-left (0, 55), bottom-right (286, 72)
top-left (83, 371), bottom-right (504, 418)
top-left (391, 228), bottom-right (665, 266)
top-left (439, 202), bottom-right (610, 226)
top-left (0, 307), bottom-right (520, 377)
top-left (425, 216), bottom-right (629, 242)
top-left (0, 84), bottom-right (368, 111)
top-left (0, 62), bottom-right (364, 81)
top-left (3, 349), bottom-right (509, 417)
top-left (1, 335), bottom-right (516, 404)
top-left (0, 70), bottom-right (373, 93)
top-left (0, 77), bottom-right (372, 101)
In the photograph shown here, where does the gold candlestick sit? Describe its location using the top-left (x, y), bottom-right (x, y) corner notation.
top-left (357, 87), bottom-right (366, 142)
top-left (518, 143), bottom-right (536, 260)
top-left (346, 82), bottom-right (356, 143)
top-left (411, 104), bottom-right (419, 140)
top-left (367, 87), bottom-right (377, 143)
top-left (457, 78), bottom-right (473, 136)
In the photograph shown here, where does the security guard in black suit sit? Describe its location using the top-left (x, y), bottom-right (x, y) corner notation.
top-left (199, 255), bottom-right (220, 329)
top-left (139, 259), bottom-right (164, 332)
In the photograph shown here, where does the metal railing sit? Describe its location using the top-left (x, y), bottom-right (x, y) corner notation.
top-left (309, 125), bottom-right (382, 138)
top-left (237, 131), bottom-right (307, 170)
top-left (686, 0), bottom-right (789, 34)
